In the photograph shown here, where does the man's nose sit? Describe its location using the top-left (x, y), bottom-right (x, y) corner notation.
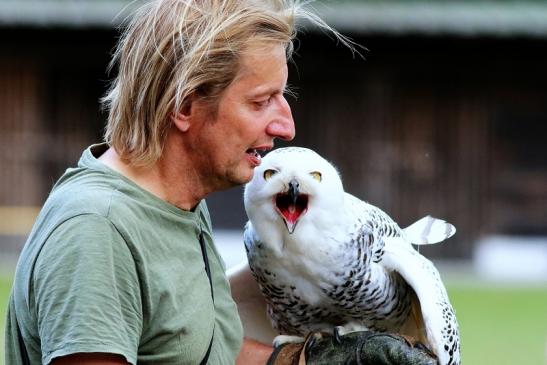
top-left (266, 95), bottom-right (295, 141)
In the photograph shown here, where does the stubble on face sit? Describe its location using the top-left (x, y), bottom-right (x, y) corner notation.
top-left (187, 43), bottom-right (290, 194)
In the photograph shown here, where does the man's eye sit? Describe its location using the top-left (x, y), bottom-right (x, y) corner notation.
top-left (255, 99), bottom-right (270, 107)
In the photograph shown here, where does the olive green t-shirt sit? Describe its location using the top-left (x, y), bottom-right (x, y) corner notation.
top-left (5, 144), bottom-right (243, 364)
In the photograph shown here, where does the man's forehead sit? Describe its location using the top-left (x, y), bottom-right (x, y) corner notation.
top-left (231, 44), bottom-right (288, 88)
top-left (237, 42), bottom-right (287, 71)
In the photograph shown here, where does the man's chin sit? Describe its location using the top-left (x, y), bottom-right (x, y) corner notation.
top-left (221, 167), bottom-right (254, 190)
top-left (235, 170), bottom-right (254, 186)
top-left (239, 163), bottom-right (258, 184)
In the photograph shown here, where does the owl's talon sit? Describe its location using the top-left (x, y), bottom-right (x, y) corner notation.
top-left (304, 332), bottom-right (322, 353)
top-left (273, 335), bottom-right (305, 348)
top-left (333, 326), bottom-right (344, 344)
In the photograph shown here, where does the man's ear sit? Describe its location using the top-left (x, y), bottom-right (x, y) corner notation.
top-left (171, 99), bottom-right (193, 132)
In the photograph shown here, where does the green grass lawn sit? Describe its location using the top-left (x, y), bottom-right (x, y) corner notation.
top-left (1, 274), bottom-right (13, 365)
top-left (450, 285), bottom-right (547, 365)
top-left (1, 273), bottom-right (546, 365)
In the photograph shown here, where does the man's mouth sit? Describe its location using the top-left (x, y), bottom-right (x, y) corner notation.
top-left (246, 148), bottom-right (262, 166)
top-left (275, 179), bottom-right (308, 234)
top-left (246, 147), bottom-right (272, 167)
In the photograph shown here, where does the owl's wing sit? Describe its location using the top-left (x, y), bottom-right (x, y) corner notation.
top-left (347, 193), bottom-right (456, 246)
top-left (345, 193), bottom-right (401, 262)
top-left (403, 216), bottom-right (456, 245)
top-left (381, 239), bottom-right (461, 365)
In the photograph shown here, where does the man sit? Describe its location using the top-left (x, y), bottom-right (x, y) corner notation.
top-left (6, 1), bottom-right (436, 364)
top-left (6, 1), bottom-right (297, 364)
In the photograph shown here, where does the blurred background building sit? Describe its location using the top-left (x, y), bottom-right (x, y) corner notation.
top-left (0, 0), bottom-right (546, 272)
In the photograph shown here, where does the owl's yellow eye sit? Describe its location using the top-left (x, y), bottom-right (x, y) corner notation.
top-left (310, 171), bottom-right (322, 182)
top-left (263, 169), bottom-right (277, 181)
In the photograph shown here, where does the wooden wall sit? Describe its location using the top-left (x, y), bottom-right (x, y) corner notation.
top-left (287, 35), bottom-right (547, 258)
top-left (0, 28), bottom-right (113, 207)
top-left (1, 29), bottom-right (545, 258)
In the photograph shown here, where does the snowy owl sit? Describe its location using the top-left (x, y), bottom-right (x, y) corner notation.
top-left (242, 147), bottom-right (460, 365)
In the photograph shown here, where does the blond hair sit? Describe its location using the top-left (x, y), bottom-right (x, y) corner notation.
top-left (102, 0), bottom-right (349, 167)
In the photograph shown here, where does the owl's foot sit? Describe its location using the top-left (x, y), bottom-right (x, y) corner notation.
top-left (273, 334), bottom-right (305, 348)
top-left (334, 322), bottom-right (369, 337)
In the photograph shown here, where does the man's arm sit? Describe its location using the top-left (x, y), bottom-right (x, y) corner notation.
top-left (227, 260), bottom-right (277, 344)
top-left (229, 261), bottom-right (276, 364)
top-left (236, 337), bottom-right (273, 365)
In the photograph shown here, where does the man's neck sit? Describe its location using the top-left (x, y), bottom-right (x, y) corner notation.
top-left (98, 143), bottom-right (206, 212)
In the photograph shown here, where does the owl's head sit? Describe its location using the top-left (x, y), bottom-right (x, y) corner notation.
top-left (244, 147), bottom-right (344, 234)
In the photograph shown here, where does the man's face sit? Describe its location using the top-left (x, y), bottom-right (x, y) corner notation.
top-left (188, 43), bottom-right (295, 191)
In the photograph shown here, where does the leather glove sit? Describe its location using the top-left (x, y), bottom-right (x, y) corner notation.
top-left (267, 330), bottom-right (437, 365)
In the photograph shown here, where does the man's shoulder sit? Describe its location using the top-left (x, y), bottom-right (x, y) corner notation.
top-left (42, 170), bottom-right (119, 223)
top-left (23, 168), bottom-right (132, 251)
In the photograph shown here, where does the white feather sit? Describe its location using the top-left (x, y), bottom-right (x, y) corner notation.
top-left (404, 215), bottom-right (457, 245)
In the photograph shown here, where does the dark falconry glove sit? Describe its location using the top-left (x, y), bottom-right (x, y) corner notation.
top-left (267, 329), bottom-right (438, 365)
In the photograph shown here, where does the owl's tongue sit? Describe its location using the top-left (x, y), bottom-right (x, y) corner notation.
top-left (275, 193), bottom-right (308, 234)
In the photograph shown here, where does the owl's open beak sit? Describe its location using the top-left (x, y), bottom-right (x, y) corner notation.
top-left (275, 178), bottom-right (308, 234)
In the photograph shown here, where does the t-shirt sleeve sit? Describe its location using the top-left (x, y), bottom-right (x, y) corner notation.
top-left (33, 213), bottom-right (142, 365)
